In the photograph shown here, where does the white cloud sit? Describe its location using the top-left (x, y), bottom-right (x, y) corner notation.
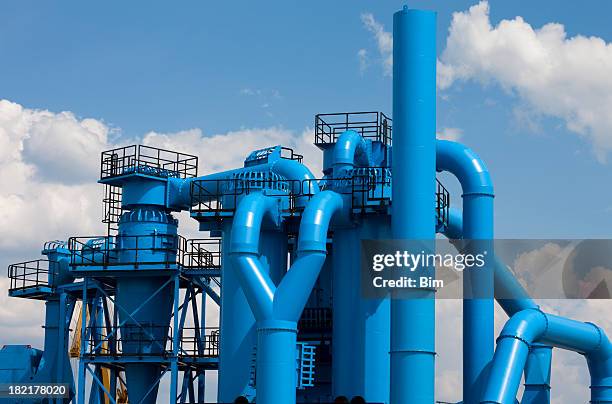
top-left (357, 48), bottom-right (369, 74)
top-left (439, 0), bottom-right (612, 161)
top-left (0, 100), bottom-right (109, 251)
top-left (361, 13), bottom-right (393, 76)
top-left (437, 127), bottom-right (464, 141)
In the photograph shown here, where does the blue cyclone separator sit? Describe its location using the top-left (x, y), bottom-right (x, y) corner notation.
top-left (391, 6), bottom-right (437, 404)
top-left (115, 207), bottom-right (177, 404)
top-left (437, 140), bottom-right (495, 403)
top-left (230, 190), bottom-right (343, 404)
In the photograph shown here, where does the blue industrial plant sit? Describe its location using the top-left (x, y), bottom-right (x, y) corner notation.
top-left (2, 6), bottom-right (611, 404)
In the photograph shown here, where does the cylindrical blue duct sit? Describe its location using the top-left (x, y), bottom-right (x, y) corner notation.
top-left (391, 7), bottom-right (437, 404)
top-left (522, 344), bottom-right (552, 404)
top-left (115, 207), bottom-right (177, 404)
top-left (256, 319), bottom-right (298, 404)
top-left (481, 308), bottom-right (612, 403)
top-left (218, 221), bottom-right (256, 402)
top-left (437, 141), bottom-right (494, 403)
top-left (167, 158), bottom-right (320, 210)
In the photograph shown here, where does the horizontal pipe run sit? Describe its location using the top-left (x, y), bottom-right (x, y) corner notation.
top-left (168, 158), bottom-right (320, 210)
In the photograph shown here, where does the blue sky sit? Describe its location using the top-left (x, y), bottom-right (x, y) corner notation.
top-left (2, 0), bottom-right (611, 239)
top-left (1, 2), bottom-right (612, 402)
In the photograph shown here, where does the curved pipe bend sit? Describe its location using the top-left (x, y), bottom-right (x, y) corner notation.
top-left (229, 192), bottom-right (279, 319)
top-left (229, 190), bottom-right (343, 322)
top-left (482, 308), bottom-right (612, 403)
top-left (437, 140), bottom-right (495, 403)
top-left (436, 140), bottom-right (494, 196)
top-left (332, 130), bottom-right (372, 174)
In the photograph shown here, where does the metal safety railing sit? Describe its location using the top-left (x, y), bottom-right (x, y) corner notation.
top-left (83, 326), bottom-right (221, 358)
top-left (7, 259), bottom-right (53, 291)
top-left (84, 324), bottom-right (172, 356)
top-left (315, 111), bottom-right (392, 146)
top-left (69, 234), bottom-right (221, 270)
top-left (178, 238), bottom-right (221, 270)
top-left (100, 145), bottom-right (198, 180)
top-left (190, 168), bottom-right (449, 229)
top-left (68, 234), bottom-right (177, 268)
top-left (179, 327), bottom-right (220, 357)
top-left (190, 176), bottom-right (291, 217)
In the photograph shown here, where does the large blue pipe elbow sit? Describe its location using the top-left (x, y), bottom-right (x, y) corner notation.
top-left (437, 140), bottom-right (495, 403)
top-left (481, 308), bottom-right (612, 403)
top-left (271, 154), bottom-right (321, 196)
top-left (332, 130), bottom-right (371, 175)
top-left (229, 193), bottom-right (278, 320)
top-left (436, 140), bottom-right (494, 197)
top-left (275, 190), bottom-right (342, 321)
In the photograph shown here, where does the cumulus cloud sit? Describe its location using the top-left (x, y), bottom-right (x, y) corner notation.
top-left (360, 3), bottom-right (612, 161)
top-left (0, 100), bottom-right (109, 251)
top-left (360, 13), bottom-right (393, 76)
top-left (439, 1), bottom-right (612, 161)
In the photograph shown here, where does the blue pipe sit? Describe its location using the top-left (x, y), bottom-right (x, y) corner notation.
top-left (481, 308), bottom-right (612, 403)
top-left (391, 7), bottom-right (437, 404)
top-left (446, 208), bottom-right (534, 314)
top-left (437, 140), bottom-right (495, 403)
top-left (271, 156), bottom-right (321, 200)
top-left (522, 344), bottom-right (552, 404)
top-left (218, 221), bottom-right (256, 402)
top-left (168, 158), bottom-right (320, 210)
top-left (446, 208), bottom-right (552, 403)
top-left (332, 129), bottom-right (371, 175)
top-left (230, 190), bottom-right (342, 404)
